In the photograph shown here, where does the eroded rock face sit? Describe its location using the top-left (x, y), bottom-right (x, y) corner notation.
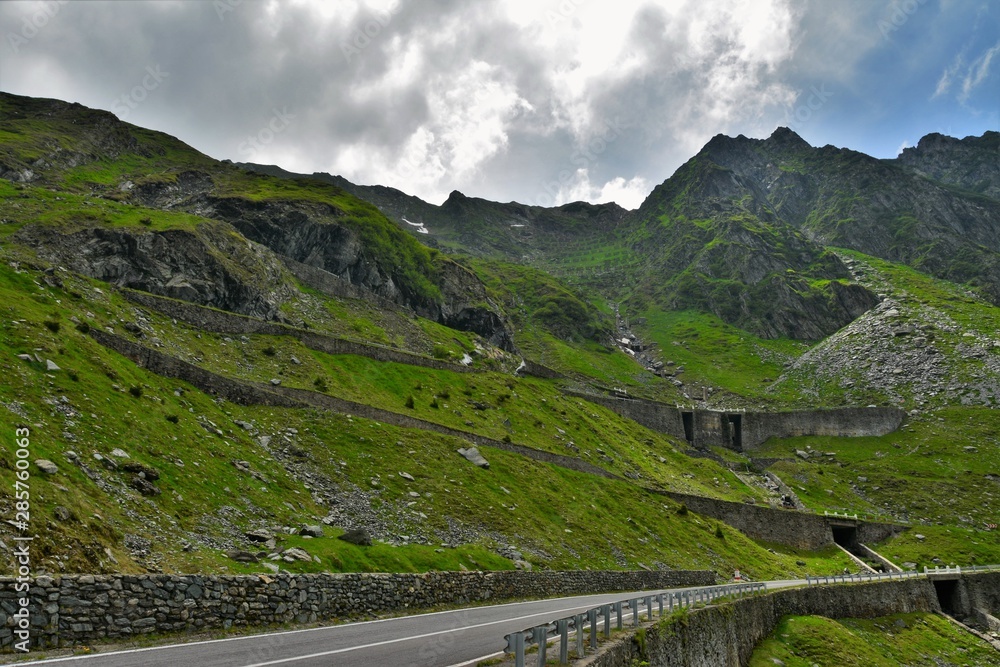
top-left (204, 196), bottom-right (516, 350)
top-left (208, 197), bottom-right (406, 303)
top-left (15, 220), bottom-right (293, 320)
top-left (896, 130), bottom-right (1000, 201)
top-left (437, 260), bottom-right (515, 351)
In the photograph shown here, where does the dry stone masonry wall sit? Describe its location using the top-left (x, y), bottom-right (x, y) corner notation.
top-left (0, 569), bottom-right (714, 649)
top-left (122, 289), bottom-right (474, 374)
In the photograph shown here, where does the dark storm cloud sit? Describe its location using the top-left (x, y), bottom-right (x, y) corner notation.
top-left (1, 0), bottom-right (997, 208)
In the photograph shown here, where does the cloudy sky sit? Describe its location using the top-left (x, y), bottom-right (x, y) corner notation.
top-left (1, 0), bottom-right (998, 208)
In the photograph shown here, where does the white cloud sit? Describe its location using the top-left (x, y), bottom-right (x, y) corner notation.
top-left (597, 176), bottom-right (650, 210)
top-left (5, 0), bottom-right (985, 209)
top-left (933, 41), bottom-right (1000, 105)
top-left (328, 59), bottom-right (530, 203)
top-left (960, 41), bottom-right (1000, 104)
top-left (933, 66), bottom-right (955, 98)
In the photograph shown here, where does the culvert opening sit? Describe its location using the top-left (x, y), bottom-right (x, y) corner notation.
top-left (933, 580), bottom-right (959, 614)
top-left (682, 412), bottom-right (694, 442)
top-left (831, 525), bottom-right (858, 549)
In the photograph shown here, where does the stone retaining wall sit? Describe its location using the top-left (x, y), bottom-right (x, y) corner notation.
top-left (88, 329), bottom-right (619, 482)
top-left (123, 290), bottom-right (473, 374)
top-left (0, 570), bottom-right (714, 649)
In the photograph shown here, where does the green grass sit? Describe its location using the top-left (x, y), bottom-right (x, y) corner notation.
top-left (0, 258), bottom-right (852, 578)
top-left (140, 313), bottom-right (770, 501)
top-left (1, 94), bottom-right (442, 303)
top-left (750, 613), bottom-right (1000, 666)
top-left (772, 249), bottom-right (1000, 409)
top-left (639, 308), bottom-right (808, 403)
top-left (754, 407), bottom-right (1000, 522)
top-left (748, 406), bottom-right (1000, 565)
top-left (836, 248), bottom-right (1000, 337)
top-left (275, 532), bottom-right (514, 573)
top-left (879, 525), bottom-right (1000, 571)
top-left (0, 181), bottom-right (206, 237)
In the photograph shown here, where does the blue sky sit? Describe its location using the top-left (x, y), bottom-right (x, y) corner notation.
top-left (0, 0), bottom-right (997, 208)
top-left (785, 0), bottom-right (999, 159)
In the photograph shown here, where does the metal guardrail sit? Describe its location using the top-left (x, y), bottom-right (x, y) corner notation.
top-left (807, 570), bottom-right (920, 585)
top-left (806, 563), bottom-right (1000, 586)
top-left (502, 582), bottom-right (765, 667)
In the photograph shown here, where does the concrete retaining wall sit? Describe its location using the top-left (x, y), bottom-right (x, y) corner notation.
top-left (741, 408), bottom-right (905, 450)
top-left (591, 572), bottom-right (1000, 667)
top-left (518, 360), bottom-right (565, 380)
top-left (661, 492), bottom-right (833, 550)
top-left (659, 492), bottom-right (906, 550)
top-left (565, 391), bottom-right (904, 451)
top-left (591, 578), bottom-right (941, 667)
top-left (564, 391), bottom-right (685, 437)
top-left (0, 570), bottom-right (714, 649)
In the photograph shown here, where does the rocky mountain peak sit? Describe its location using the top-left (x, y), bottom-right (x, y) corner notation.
top-left (895, 130), bottom-right (1000, 200)
top-left (766, 126), bottom-right (810, 149)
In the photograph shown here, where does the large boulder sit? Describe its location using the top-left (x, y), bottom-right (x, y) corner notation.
top-left (457, 447), bottom-right (490, 469)
top-left (338, 528), bottom-right (372, 547)
top-left (299, 525), bottom-right (324, 538)
top-left (34, 459), bottom-right (59, 474)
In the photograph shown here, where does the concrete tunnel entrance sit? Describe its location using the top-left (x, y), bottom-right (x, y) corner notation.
top-left (831, 524), bottom-right (858, 550)
top-left (682, 412), bottom-right (694, 442)
top-left (727, 413), bottom-right (742, 450)
top-left (933, 580), bottom-right (960, 615)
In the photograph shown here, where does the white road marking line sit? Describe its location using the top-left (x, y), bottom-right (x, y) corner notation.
top-left (3, 591), bottom-right (673, 666)
top-left (6, 585), bottom-right (769, 667)
top-left (240, 602), bottom-right (647, 666)
top-left (243, 607), bottom-right (656, 667)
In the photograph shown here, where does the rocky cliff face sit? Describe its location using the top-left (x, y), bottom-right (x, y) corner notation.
top-left (623, 133), bottom-right (880, 339)
top-left (238, 162), bottom-right (630, 262)
top-left (13, 221), bottom-right (294, 320)
top-left (0, 92), bottom-right (515, 349)
top-left (686, 128), bottom-right (1000, 306)
top-left (895, 131), bottom-right (1000, 200)
top-left (200, 195), bottom-right (515, 349)
top-left (207, 196), bottom-right (409, 305)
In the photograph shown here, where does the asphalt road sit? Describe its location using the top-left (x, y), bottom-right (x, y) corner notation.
top-left (5, 580), bottom-right (806, 667)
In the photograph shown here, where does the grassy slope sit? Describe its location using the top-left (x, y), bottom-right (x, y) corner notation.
top-left (0, 94), bottom-right (442, 302)
top-left (750, 613), bottom-right (1000, 667)
top-left (639, 308), bottom-right (809, 406)
top-left (0, 256), bottom-right (855, 579)
top-left (771, 248), bottom-right (1000, 409)
top-left (748, 408), bottom-right (1000, 568)
top-left (3, 93), bottom-right (997, 601)
top-left (466, 258), bottom-right (675, 393)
